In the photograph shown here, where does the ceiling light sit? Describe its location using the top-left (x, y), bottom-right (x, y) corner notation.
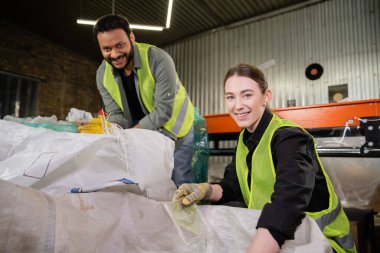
top-left (76, 19), bottom-right (164, 31)
top-left (77, 19), bottom-right (96, 25)
top-left (166, 0), bottom-right (174, 28)
top-left (130, 24), bottom-right (164, 31)
top-left (77, 0), bottom-right (173, 31)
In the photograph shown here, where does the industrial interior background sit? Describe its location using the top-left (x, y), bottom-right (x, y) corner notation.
top-left (0, 0), bottom-right (379, 252)
top-left (0, 0), bottom-right (378, 117)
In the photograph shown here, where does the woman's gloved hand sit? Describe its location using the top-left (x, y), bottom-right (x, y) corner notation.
top-left (172, 183), bottom-right (212, 206)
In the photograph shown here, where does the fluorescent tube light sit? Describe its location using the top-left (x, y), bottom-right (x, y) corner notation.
top-left (77, 19), bottom-right (164, 31)
top-left (77, 19), bottom-right (96, 25)
top-left (77, 0), bottom-right (173, 31)
top-left (130, 24), bottom-right (164, 31)
top-left (166, 0), bottom-right (173, 28)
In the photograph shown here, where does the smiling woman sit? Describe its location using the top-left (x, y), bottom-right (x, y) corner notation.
top-left (173, 64), bottom-right (357, 253)
top-left (223, 64), bottom-right (272, 133)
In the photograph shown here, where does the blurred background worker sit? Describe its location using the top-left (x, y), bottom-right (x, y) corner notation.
top-left (173, 64), bottom-right (356, 253)
top-left (93, 14), bottom-right (194, 186)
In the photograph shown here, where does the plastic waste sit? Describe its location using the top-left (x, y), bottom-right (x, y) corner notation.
top-left (3, 114), bottom-right (78, 133)
top-left (66, 107), bottom-right (93, 122)
top-left (192, 108), bottom-right (209, 183)
top-left (78, 116), bottom-right (112, 134)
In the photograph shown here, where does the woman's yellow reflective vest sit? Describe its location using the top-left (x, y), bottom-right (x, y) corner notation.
top-left (236, 114), bottom-right (356, 253)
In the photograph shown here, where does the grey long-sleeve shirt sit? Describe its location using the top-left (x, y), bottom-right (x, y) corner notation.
top-left (96, 44), bottom-right (181, 139)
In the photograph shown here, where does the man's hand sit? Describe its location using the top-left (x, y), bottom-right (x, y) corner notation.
top-left (172, 183), bottom-right (212, 206)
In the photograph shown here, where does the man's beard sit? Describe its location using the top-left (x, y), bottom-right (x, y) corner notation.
top-left (107, 49), bottom-right (133, 69)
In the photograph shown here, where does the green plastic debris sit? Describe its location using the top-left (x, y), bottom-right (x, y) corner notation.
top-left (192, 107), bottom-right (209, 183)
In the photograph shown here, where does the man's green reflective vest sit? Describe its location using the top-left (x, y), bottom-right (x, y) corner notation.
top-left (102, 42), bottom-right (194, 138)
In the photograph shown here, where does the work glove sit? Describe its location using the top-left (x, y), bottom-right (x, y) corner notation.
top-left (173, 183), bottom-right (212, 206)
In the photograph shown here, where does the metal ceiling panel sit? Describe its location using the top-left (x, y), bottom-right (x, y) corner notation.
top-left (1, 0), bottom-right (310, 61)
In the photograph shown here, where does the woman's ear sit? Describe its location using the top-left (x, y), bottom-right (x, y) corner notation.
top-left (263, 89), bottom-right (272, 106)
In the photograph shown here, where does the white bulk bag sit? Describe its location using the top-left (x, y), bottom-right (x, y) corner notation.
top-left (0, 120), bottom-right (176, 201)
top-left (0, 179), bottom-right (332, 253)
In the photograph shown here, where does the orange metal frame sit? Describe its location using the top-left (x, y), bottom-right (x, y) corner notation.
top-left (204, 99), bottom-right (380, 134)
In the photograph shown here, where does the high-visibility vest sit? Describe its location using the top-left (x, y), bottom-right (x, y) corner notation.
top-left (102, 42), bottom-right (194, 138)
top-left (236, 114), bottom-right (356, 252)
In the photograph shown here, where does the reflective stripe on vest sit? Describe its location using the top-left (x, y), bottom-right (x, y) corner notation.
top-left (313, 200), bottom-right (355, 251)
top-left (102, 42), bottom-right (194, 137)
top-left (104, 62), bottom-right (123, 110)
top-left (314, 200), bottom-right (342, 231)
top-left (236, 114), bottom-right (356, 252)
top-left (136, 42), bottom-right (194, 137)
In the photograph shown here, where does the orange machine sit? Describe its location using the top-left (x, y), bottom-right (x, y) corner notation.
top-left (204, 98), bottom-right (380, 134)
top-left (204, 99), bottom-right (380, 157)
top-left (205, 99), bottom-right (380, 243)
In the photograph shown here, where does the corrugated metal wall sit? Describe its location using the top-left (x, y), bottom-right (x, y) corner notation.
top-left (165, 0), bottom-right (380, 116)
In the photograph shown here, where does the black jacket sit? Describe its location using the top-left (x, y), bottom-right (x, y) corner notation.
top-left (217, 109), bottom-right (330, 246)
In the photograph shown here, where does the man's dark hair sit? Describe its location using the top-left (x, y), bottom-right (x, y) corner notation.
top-left (93, 14), bottom-right (132, 42)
